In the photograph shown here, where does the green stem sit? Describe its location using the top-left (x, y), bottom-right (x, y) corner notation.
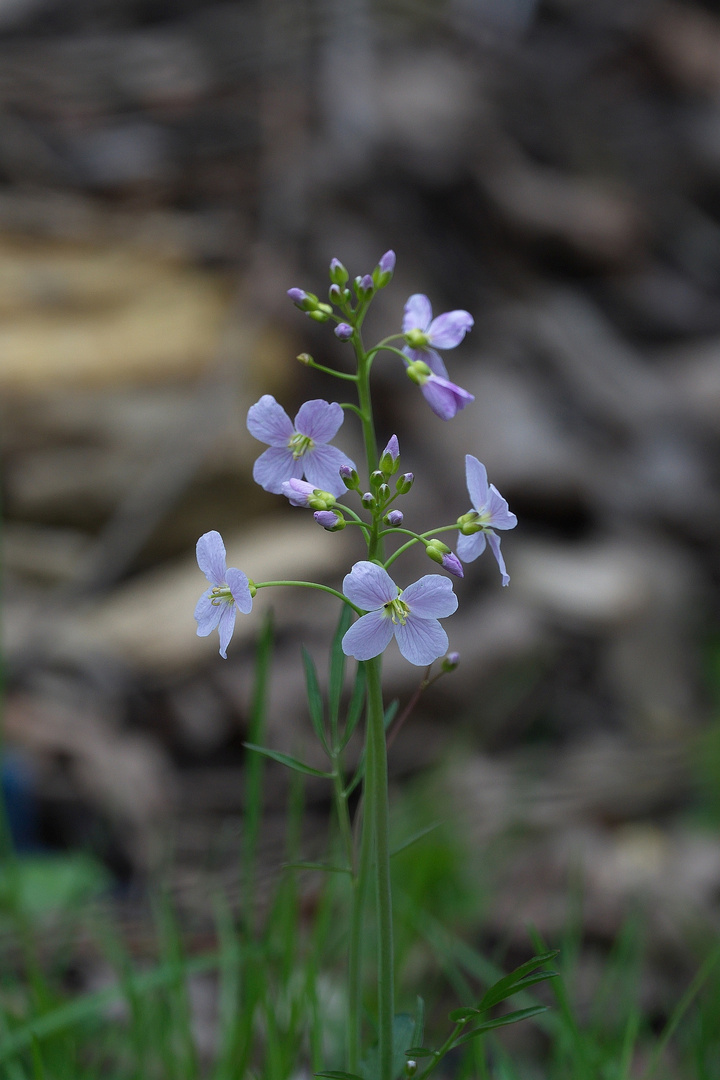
top-left (365, 655), bottom-right (394, 1080)
top-left (347, 778), bottom-right (371, 1074)
top-left (383, 523), bottom-right (460, 570)
top-left (305, 359), bottom-right (358, 381)
top-left (253, 581), bottom-right (361, 615)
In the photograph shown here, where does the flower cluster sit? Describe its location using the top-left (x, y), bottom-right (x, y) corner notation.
top-left (194, 250), bottom-right (517, 660)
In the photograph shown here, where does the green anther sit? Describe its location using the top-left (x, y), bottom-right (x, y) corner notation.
top-left (384, 597), bottom-right (410, 625)
top-left (288, 432), bottom-right (314, 459)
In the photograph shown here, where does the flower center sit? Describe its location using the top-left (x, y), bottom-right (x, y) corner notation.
top-left (384, 597), bottom-right (410, 625)
top-left (210, 585), bottom-right (233, 605)
top-left (457, 510), bottom-right (489, 535)
top-left (288, 432), bottom-right (314, 459)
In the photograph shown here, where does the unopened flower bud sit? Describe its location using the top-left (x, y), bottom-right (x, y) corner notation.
top-left (442, 651), bottom-right (460, 672)
top-left (329, 283), bottom-right (343, 302)
top-left (425, 538), bottom-right (451, 566)
top-left (335, 322), bottom-right (353, 342)
top-left (296, 352), bottom-right (314, 366)
top-left (379, 434), bottom-right (400, 475)
top-left (385, 509), bottom-right (404, 526)
top-left (314, 510), bottom-right (345, 531)
top-left (377, 483), bottom-right (390, 501)
top-left (404, 1061), bottom-right (418, 1078)
top-left (396, 472), bottom-right (414, 494)
top-left (405, 356), bottom-right (431, 383)
top-left (287, 288), bottom-right (319, 312)
top-left (339, 464), bottom-right (359, 489)
top-left (361, 491), bottom-right (375, 509)
top-left (329, 258), bottom-right (349, 286)
top-left (308, 309), bottom-right (331, 323)
top-left (355, 274), bottom-right (374, 300)
top-left (370, 470), bottom-right (384, 490)
top-left (248, 580), bottom-right (257, 599)
top-left (441, 551), bottom-right (464, 578)
top-left (373, 249), bottom-right (396, 289)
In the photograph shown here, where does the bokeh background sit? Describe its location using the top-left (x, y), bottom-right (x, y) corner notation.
top-left (2, 0), bottom-right (720, 1040)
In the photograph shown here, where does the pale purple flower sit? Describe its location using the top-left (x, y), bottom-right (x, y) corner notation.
top-left (281, 478), bottom-right (336, 509)
top-left (386, 510), bottom-right (403, 526)
top-left (194, 531), bottom-right (253, 659)
top-left (335, 323), bottom-right (353, 341)
top-left (247, 395), bottom-right (354, 498)
top-left (456, 455), bottom-right (517, 585)
top-left (341, 561), bottom-right (458, 666)
top-left (402, 294), bottom-right (475, 420)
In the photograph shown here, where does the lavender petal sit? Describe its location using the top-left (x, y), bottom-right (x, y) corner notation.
top-left (341, 609), bottom-right (395, 661)
top-left (402, 293), bottom-right (433, 334)
top-left (401, 575), bottom-right (458, 619)
top-left (194, 590), bottom-right (223, 635)
top-left (303, 444), bottom-right (354, 497)
top-left (456, 530), bottom-right (487, 563)
top-left (253, 446), bottom-right (301, 493)
top-left (487, 484), bottom-right (518, 529)
top-left (486, 530), bottom-right (510, 586)
top-left (394, 616), bottom-right (449, 666)
top-left (226, 568), bottom-right (253, 613)
top-left (216, 602), bottom-right (237, 658)
top-left (427, 310), bottom-right (474, 349)
top-left (421, 378), bottom-right (464, 420)
top-left (465, 455), bottom-right (489, 511)
top-left (343, 561), bottom-right (398, 609)
top-left (196, 530), bottom-right (228, 586)
top-left (247, 395), bottom-right (295, 446)
top-left (294, 399), bottom-right (344, 443)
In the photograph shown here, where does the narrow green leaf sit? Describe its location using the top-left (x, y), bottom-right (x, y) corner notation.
top-left (384, 699), bottom-right (399, 729)
top-left (477, 951), bottom-right (558, 1012)
top-left (31, 1035), bottom-right (46, 1080)
top-left (448, 1007), bottom-right (480, 1024)
top-left (340, 665), bottom-right (366, 749)
top-left (243, 743), bottom-right (333, 779)
top-left (404, 1046), bottom-right (433, 1058)
top-left (451, 1006), bottom-right (549, 1047)
top-left (302, 647), bottom-right (329, 752)
top-left (392, 1013), bottom-right (417, 1078)
top-left (329, 605), bottom-right (353, 731)
top-left (411, 996), bottom-right (425, 1054)
top-left (283, 861), bottom-right (351, 875)
top-left (479, 969), bottom-right (558, 1012)
top-left (391, 822), bottom-right (442, 857)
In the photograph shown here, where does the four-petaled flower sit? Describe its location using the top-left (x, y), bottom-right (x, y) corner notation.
top-left (247, 396), bottom-right (354, 497)
top-left (194, 531), bottom-right (253, 658)
top-left (341, 561), bottom-right (458, 666)
top-left (402, 294), bottom-right (475, 420)
top-left (456, 455), bottom-right (517, 585)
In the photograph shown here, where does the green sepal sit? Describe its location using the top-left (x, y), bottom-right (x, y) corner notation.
top-left (243, 743), bottom-right (332, 779)
top-left (450, 1005), bottom-right (549, 1048)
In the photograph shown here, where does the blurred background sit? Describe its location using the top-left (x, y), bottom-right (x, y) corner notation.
top-left (2, 0), bottom-right (720, 1038)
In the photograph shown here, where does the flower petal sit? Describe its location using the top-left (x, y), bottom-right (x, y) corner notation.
top-left (427, 310), bottom-right (474, 349)
top-left (343, 561), bottom-right (398, 610)
top-left (247, 395), bottom-right (295, 446)
top-left (281, 478), bottom-right (316, 506)
top-left (486, 484), bottom-right (518, 530)
top-left (401, 575), bottom-right (458, 619)
top-left (303, 444), bottom-right (355, 496)
top-left (195, 589), bottom-right (223, 635)
top-left (421, 377), bottom-right (473, 420)
top-left (253, 446), bottom-right (302, 493)
top-left (456, 530), bottom-right (487, 563)
top-left (465, 455), bottom-right (489, 510)
top-left (402, 294), bottom-right (433, 333)
top-left (294, 399), bottom-right (344, 443)
top-left (226, 568), bottom-right (253, 613)
top-left (342, 609), bottom-right (395, 661)
top-left (394, 616), bottom-right (449, 666)
top-left (196, 530), bottom-right (227, 586)
top-left (216, 602), bottom-right (237, 658)
top-left (487, 530), bottom-right (510, 586)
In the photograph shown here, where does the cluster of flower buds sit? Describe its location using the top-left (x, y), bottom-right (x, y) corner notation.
top-left (289, 251), bottom-right (396, 336)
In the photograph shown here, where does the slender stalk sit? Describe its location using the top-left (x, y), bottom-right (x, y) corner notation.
top-left (347, 762), bottom-right (372, 1074)
top-left (365, 655), bottom-right (394, 1080)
